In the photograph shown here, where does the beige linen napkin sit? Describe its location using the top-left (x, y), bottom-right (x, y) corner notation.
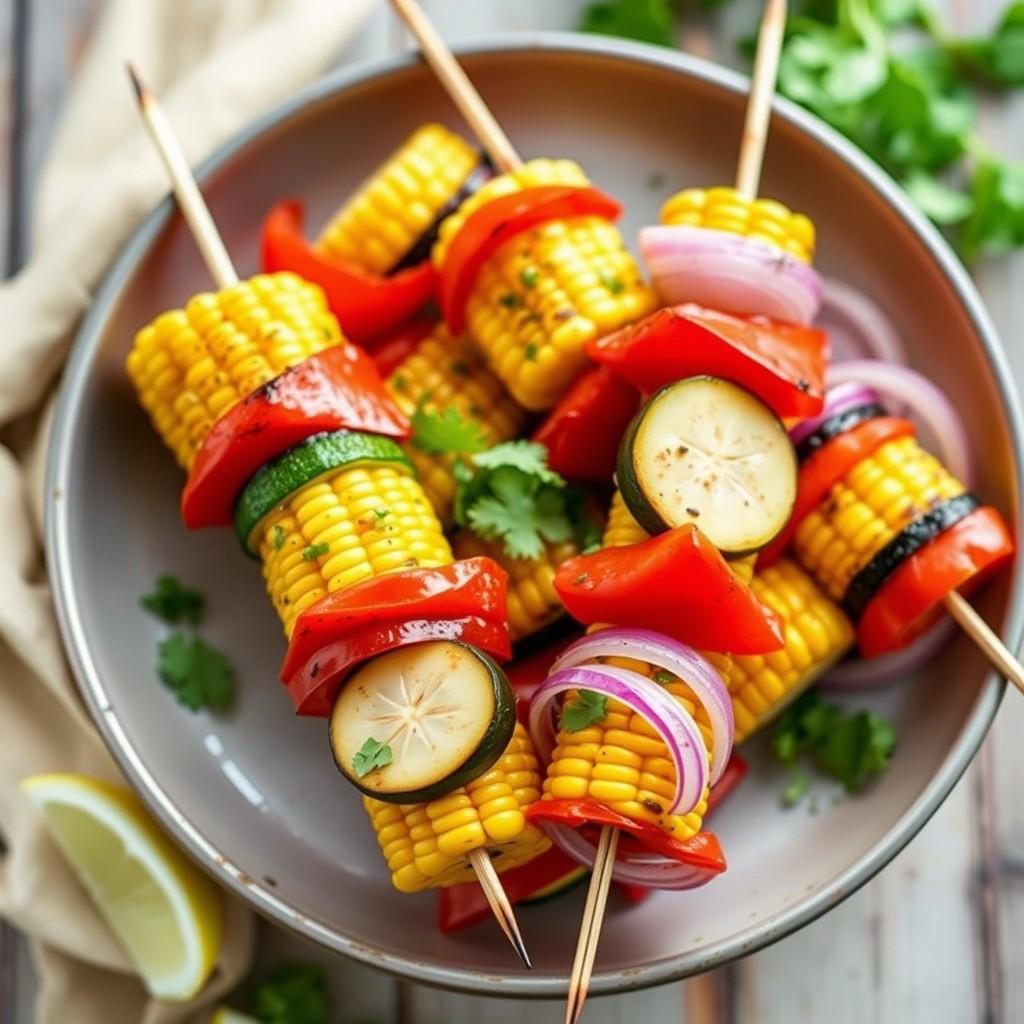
top-left (0, 1), bottom-right (377, 1021)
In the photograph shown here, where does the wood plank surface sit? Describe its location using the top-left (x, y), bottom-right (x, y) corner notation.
top-left (3, 2), bottom-right (1024, 1022)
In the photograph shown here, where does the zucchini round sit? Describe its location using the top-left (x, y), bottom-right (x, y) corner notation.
top-left (329, 640), bottom-right (516, 804)
top-left (234, 430), bottom-right (413, 556)
top-left (618, 376), bottom-right (797, 557)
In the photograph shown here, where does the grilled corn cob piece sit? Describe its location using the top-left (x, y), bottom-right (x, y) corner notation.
top-left (452, 531), bottom-right (578, 641)
top-left (126, 273), bottom-right (342, 470)
top-left (365, 722), bottom-right (550, 892)
top-left (316, 123), bottom-right (480, 275)
top-left (433, 159), bottom-right (656, 411)
top-left (725, 560), bottom-right (854, 741)
top-left (252, 462), bottom-right (451, 638)
top-left (386, 324), bottom-right (526, 519)
top-left (793, 436), bottom-right (965, 603)
top-left (660, 186), bottom-right (816, 263)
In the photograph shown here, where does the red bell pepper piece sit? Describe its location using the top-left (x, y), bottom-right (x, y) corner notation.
top-left (370, 317), bottom-right (436, 377)
top-left (532, 365), bottom-right (640, 484)
top-left (555, 525), bottom-right (784, 655)
top-left (181, 345), bottom-right (410, 530)
top-left (526, 799), bottom-right (727, 878)
top-left (858, 506), bottom-right (1014, 657)
top-left (587, 304), bottom-right (828, 420)
top-left (261, 201), bottom-right (437, 345)
top-left (437, 846), bottom-right (587, 933)
top-left (759, 416), bottom-right (916, 566)
top-left (281, 558), bottom-right (511, 716)
top-left (440, 186), bottom-right (623, 335)
top-left (706, 753), bottom-right (749, 815)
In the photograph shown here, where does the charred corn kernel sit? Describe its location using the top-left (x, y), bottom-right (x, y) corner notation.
top-left (541, 683), bottom-right (711, 841)
top-left (316, 124), bottom-right (480, 275)
top-left (253, 462), bottom-right (450, 637)
top-left (364, 724), bottom-right (550, 893)
top-left (434, 159), bottom-right (656, 411)
top-left (660, 186), bottom-right (816, 263)
top-left (793, 436), bottom-right (965, 603)
top-left (386, 323), bottom-right (526, 519)
top-left (452, 531), bottom-right (578, 641)
top-left (724, 559), bottom-right (854, 741)
top-left (126, 273), bottom-right (342, 470)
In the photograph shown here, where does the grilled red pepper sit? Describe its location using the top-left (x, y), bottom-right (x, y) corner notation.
top-left (555, 525), bottom-right (784, 655)
top-left (281, 558), bottom-right (511, 716)
top-left (261, 201), bottom-right (437, 345)
top-left (858, 506), bottom-right (1014, 657)
top-left (441, 186), bottom-right (622, 335)
top-left (181, 345), bottom-right (409, 529)
top-left (526, 799), bottom-right (726, 877)
top-left (533, 365), bottom-right (640, 484)
top-left (759, 416), bottom-right (916, 566)
top-left (587, 304), bottom-right (827, 420)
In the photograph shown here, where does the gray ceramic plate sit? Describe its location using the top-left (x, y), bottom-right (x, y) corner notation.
top-left (46, 35), bottom-right (1024, 997)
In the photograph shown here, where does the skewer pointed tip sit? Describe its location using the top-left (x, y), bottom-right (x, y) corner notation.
top-left (125, 61), bottom-right (148, 106)
top-left (467, 847), bottom-right (532, 969)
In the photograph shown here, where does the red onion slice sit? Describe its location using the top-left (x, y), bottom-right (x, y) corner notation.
top-left (545, 823), bottom-right (720, 891)
top-left (827, 359), bottom-right (973, 485)
top-left (820, 278), bottom-right (906, 365)
top-left (529, 664), bottom-right (709, 816)
top-left (640, 225), bottom-right (823, 326)
top-left (788, 382), bottom-right (880, 447)
top-left (549, 628), bottom-right (733, 786)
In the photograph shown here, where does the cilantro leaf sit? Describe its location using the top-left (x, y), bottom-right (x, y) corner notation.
top-left (960, 153), bottom-right (1024, 260)
top-left (249, 962), bottom-right (331, 1024)
top-left (560, 690), bottom-right (609, 732)
top-left (352, 737), bottom-right (393, 778)
top-left (944, 3), bottom-right (1024, 87)
top-left (157, 633), bottom-right (234, 712)
top-left (472, 441), bottom-right (565, 485)
top-left (140, 574), bottom-right (205, 626)
top-left (271, 525), bottom-right (287, 551)
top-left (579, 0), bottom-right (678, 47)
top-left (411, 406), bottom-right (489, 456)
top-left (901, 168), bottom-right (972, 223)
top-left (302, 542), bottom-right (330, 562)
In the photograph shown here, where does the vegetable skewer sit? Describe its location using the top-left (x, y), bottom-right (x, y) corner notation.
top-left (126, 64), bottom-right (538, 967)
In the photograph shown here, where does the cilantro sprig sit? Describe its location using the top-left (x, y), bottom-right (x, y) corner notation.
top-left (560, 689), bottom-right (609, 732)
top-left (352, 737), bottom-right (394, 778)
top-left (247, 962), bottom-right (332, 1024)
top-left (141, 573), bottom-right (235, 714)
top-left (411, 405), bottom-right (489, 455)
top-left (772, 688), bottom-right (896, 806)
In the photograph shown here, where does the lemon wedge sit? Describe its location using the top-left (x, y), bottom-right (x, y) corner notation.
top-left (21, 773), bottom-right (222, 1001)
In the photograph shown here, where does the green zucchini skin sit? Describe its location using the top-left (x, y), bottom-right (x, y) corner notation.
top-left (330, 642), bottom-right (517, 805)
top-left (520, 867), bottom-right (589, 905)
top-left (234, 430), bottom-right (413, 556)
top-left (843, 493), bottom-right (980, 619)
top-left (795, 403), bottom-right (885, 462)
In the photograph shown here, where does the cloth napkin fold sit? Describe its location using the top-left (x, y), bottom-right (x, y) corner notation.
top-left (0, 1), bottom-right (377, 1021)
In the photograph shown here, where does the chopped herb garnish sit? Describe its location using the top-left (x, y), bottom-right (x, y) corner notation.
top-left (353, 737), bottom-right (394, 778)
top-left (248, 961), bottom-right (331, 1024)
top-left (372, 508), bottom-right (390, 522)
top-left (157, 633), bottom-right (234, 712)
top-left (302, 542), bottom-right (330, 561)
top-left (560, 690), bottom-right (609, 732)
top-left (524, 342), bottom-right (539, 361)
top-left (600, 272), bottom-right (625, 294)
top-left (140, 574), bottom-right (205, 626)
top-left (392, 374), bottom-right (408, 392)
top-left (652, 669), bottom-right (676, 685)
top-left (520, 266), bottom-right (540, 288)
top-left (271, 525), bottom-right (287, 551)
top-left (411, 405), bottom-right (488, 455)
top-left (499, 292), bottom-right (523, 309)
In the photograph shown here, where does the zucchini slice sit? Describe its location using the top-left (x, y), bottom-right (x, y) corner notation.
top-left (329, 641), bottom-right (516, 804)
top-left (234, 430), bottom-right (413, 556)
top-left (618, 376), bottom-right (797, 557)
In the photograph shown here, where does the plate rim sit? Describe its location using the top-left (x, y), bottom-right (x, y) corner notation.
top-left (45, 32), bottom-right (1023, 996)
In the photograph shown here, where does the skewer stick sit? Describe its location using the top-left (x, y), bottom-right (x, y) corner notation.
top-left (126, 64), bottom-right (238, 288)
top-left (734, 0), bottom-right (787, 200)
top-left (944, 591), bottom-right (1024, 696)
top-left (564, 827), bottom-right (618, 1024)
top-left (127, 62), bottom-right (532, 967)
top-left (388, 0), bottom-right (523, 173)
top-left (467, 848), bottom-right (532, 969)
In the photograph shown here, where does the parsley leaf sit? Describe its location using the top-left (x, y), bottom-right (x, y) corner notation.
top-left (580, 0), bottom-right (677, 47)
top-left (249, 962), bottom-right (331, 1024)
top-left (411, 405), bottom-right (489, 455)
top-left (353, 737), bottom-right (394, 778)
top-left (157, 633), bottom-right (234, 712)
top-left (140, 574), bottom-right (205, 626)
top-left (772, 689), bottom-right (896, 804)
top-left (560, 689), bottom-right (609, 732)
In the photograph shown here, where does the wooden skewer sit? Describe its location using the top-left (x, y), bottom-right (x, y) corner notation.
top-left (388, 0), bottom-right (523, 173)
top-left (126, 63), bottom-right (238, 288)
top-left (944, 591), bottom-right (1024, 696)
top-left (468, 848), bottom-right (532, 969)
top-left (735, 0), bottom-right (786, 200)
top-left (127, 62), bottom-right (533, 968)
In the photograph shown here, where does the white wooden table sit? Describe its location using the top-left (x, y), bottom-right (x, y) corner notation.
top-left (2, 2), bottom-right (1023, 1021)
